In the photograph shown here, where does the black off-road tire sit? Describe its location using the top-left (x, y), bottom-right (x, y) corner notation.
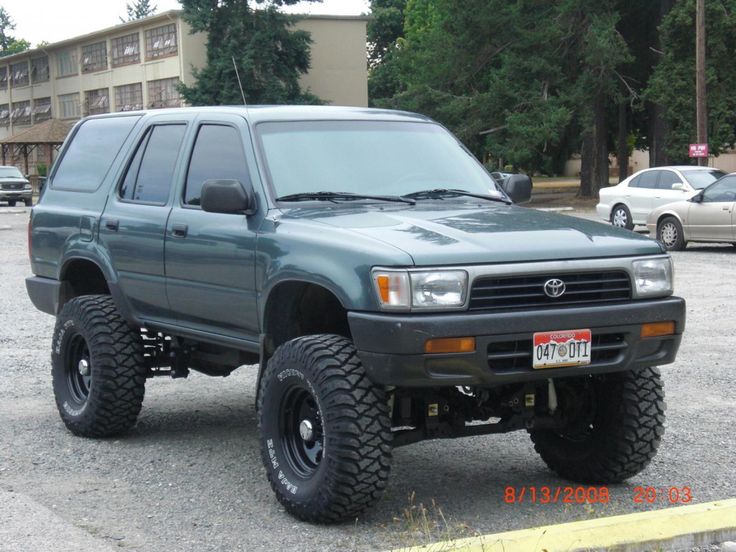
top-left (24, 197), bottom-right (32, 207)
top-left (529, 367), bottom-right (665, 483)
top-left (52, 295), bottom-right (147, 437)
top-left (611, 204), bottom-right (634, 230)
top-left (658, 216), bottom-right (687, 251)
top-left (7, 199), bottom-right (16, 207)
top-left (258, 334), bottom-right (392, 523)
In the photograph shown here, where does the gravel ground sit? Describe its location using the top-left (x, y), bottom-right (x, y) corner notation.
top-left (1, 205), bottom-right (735, 551)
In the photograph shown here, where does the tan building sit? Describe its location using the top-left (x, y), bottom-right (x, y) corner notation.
top-left (0, 10), bottom-right (369, 173)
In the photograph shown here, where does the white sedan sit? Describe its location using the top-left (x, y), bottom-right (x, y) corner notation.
top-left (596, 166), bottom-right (725, 229)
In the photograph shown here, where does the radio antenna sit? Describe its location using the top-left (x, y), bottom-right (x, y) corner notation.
top-left (232, 56), bottom-right (248, 114)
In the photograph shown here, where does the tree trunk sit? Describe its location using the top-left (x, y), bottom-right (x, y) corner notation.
top-left (579, 130), bottom-right (594, 197)
top-left (579, 91), bottom-right (608, 198)
top-left (617, 101), bottom-right (629, 182)
top-left (648, 101), bottom-right (669, 167)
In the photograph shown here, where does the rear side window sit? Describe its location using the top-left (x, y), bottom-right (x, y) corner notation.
top-left (119, 124), bottom-right (186, 204)
top-left (631, 171), bottom-right (659, 189)
top-left (52, 116), bottom-right (140, 191)
top-left (184, 124), bottom-right (251, 206)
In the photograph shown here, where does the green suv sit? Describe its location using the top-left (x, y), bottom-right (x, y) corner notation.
top-left (26, 106), bottom-right (685, 522)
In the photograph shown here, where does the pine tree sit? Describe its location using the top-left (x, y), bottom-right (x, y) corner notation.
top-left (0, 7), bottom-right (30, 58)
top-left (179, 0), bottom-right (323, 106)
top-left (120, 0), bottom-right (157, 22)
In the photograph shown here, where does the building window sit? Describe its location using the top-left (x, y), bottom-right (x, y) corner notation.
top-left (11, 61), bottom-right (29, 88)
top-left (114, 83), bottom-right (143, 111)
top-left (59, 93), bottom-right (81, 119)
top-left (148, 77), bottom-right (181, 109)
top-left (84, 88), bottom-right (110, 115)
top-left (145, 24), bottom-right (177, 59)
top-left (0, 104), bottom-right (9, 126)
top-left (11, 100), bottom-right (31, 125)
top-left (57, 50), bottom-right (78, 77)
top-left (32, 97), bottom-right (52, 123)
top-left (0, 67), bottom-right (7, 89)
top-left (81, 41), bottom-right (108, 73)
top-left (31, 56), bottom-right (49, 83)
top-left (111, 33), bottom-right (140, 67)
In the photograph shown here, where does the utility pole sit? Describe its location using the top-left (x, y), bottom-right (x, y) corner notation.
top-left (696, 0), bottom-right (708, 166)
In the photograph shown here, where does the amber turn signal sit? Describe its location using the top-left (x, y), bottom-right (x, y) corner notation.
top-left (424, 337), bottom-right (476, 354)
top-left (640, 321), bottom-right (676, 338)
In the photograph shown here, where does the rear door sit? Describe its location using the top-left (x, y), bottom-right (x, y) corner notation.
top-left (165, 115), bottom-right (261, 342)
top-left (627, 170), bottom-right (660, 224)
top-left (687, 176), bottom-right (736, 241)
top-left (98, 116), bottom-right (191, 323)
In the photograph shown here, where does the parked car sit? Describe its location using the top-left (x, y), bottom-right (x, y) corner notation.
top-left (647, 173), bottom-right (736, 250)
top-left (27, 106), bottom-right (684, 523)
top-left (597, 166), bottom-right (725, 230)
top-left (0, 165), bottom-right (32, 206)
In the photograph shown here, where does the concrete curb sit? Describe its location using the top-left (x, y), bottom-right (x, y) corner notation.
top-left (393, 498), bottom-right (736, 552)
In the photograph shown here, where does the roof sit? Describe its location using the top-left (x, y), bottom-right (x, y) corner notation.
top-left (0, 118), bottom-right (75, 144)
top-left (84, 105), bottom-right (433, 125)
top-left (0, 10), bottom-right (370, 64)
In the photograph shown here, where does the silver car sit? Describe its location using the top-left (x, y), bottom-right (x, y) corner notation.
top-left (647, 173), bottom-right (736, 250)
top-left (597, 166), bottom-right (725, 229)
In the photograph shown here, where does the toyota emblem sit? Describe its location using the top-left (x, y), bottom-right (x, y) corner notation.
top-left (543, 278), bottom-right (566, 298)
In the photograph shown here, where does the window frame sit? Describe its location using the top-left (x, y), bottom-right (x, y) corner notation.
top-left (32, 97), bottom-right (52, 123)
top-left (58, 93), bottom-right (81, 120)
top-left (30, 56), bottom-right (50, 83)
top-left (147, 77), bottom-right (181, 109)
top-left (181, 122), bottom-right (252, 209)
top-left (56, 49), bottom-right (78, 77)
top-left (11, 100), bottom-right (31, 125)
top-left (10, 61), bottom-right (29, 88)
top-left (116, 122), bottom-right (188, 206)
top-left (84, 88), bottom-right (111, 116)
top-left (81, 41), bottom-right (108, 74)
top-left (144, 23), bottom-right (178, 60)
top-left (111, 32), bottom-right (140, 67)
top-left (114, 82), bottom-right (143, 112)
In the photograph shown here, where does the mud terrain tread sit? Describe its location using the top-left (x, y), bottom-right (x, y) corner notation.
top-left (52, 295), bottom-right (147, 437)
top-left (258, 334), bottom-right (392, 522)
top-left (530, 367), bottom-right (666, 483)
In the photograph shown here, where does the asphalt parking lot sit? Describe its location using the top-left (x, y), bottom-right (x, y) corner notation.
top-left (1, 205), bottom-right (735, 552)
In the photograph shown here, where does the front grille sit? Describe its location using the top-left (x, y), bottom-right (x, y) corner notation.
top-left (487, 332), bottom-right (627, 372)
top-left (1, 182), bottom-right (23, 190)
top-left (469, 271), bottom-right (631, 312)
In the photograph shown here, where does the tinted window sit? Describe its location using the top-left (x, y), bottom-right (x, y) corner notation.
top-left (52, 116), bottom-right (140, 191)
top-left (120, 124), bottom-right (186, 204)
top-left (702, 176), bottom-right (736, 203)
top-left (631, 171), bottom-right (659, 189)
top-left (184, 125), bottom-right (250, 206)
top-left (657, 170), bottom-right (682, 189)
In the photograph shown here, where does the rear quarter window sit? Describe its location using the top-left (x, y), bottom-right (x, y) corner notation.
top-left (51, 116), bottom-right (140, 192)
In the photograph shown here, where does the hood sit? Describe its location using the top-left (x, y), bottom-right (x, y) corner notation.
top-left (281, 202), bottom-right (664, 266)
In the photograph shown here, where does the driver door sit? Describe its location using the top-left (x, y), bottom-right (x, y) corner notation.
top-left (687, 175), bottom-right (736, 241)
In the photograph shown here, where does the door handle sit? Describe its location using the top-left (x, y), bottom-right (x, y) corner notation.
top-left (172, 223), bottom-right (188, 238)
top-left (105, 218), bottom-right (119, 231)
top-left (723, 206), bottom-right (730, 211)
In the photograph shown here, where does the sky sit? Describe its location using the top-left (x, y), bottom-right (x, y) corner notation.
top-left (3, 0), bottom-right (371, 47)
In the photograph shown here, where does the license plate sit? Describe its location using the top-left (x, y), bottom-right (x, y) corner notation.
top-left (532, 329), bottom-right (592, 369)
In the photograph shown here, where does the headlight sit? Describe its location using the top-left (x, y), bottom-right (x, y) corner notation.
top-left (632, 257), bottom-right (673, 297)
top-left (372, 269), bottom-right (468, 311)
top-left (23, 183), bottom-right (31, 189)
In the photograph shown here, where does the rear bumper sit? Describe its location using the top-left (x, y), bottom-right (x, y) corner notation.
top-left (595, 202), bottom-right (611, 221)
top-left (26, 276), bottom-right (63, 315)
top-left (348, 297), bottom-right (685, 387)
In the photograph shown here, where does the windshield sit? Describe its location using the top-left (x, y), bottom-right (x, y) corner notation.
top-left (256, 121), bottom-right (503, 200)
top-left (0, 167), bottom-right (24, 178)
top-left (682, 169), bottom-right (726, 189)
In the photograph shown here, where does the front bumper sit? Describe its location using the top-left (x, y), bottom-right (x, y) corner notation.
top-left (0, 190), bottom-right (32, 201)
top-left (348, 297), bottom-right (685, 387)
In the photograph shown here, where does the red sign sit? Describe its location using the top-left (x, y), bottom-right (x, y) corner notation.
top-left (689, 143), bottom-right (709, 158)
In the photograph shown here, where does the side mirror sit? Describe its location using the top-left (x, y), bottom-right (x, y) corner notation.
top-left (200, 179), bottom-right (256, 215)
top-left (502, 174), bottom-right (532, 204)
top-left (671, 182), bottom-right (684, 191)
top-left (689, 190), bottom-right (704, 203)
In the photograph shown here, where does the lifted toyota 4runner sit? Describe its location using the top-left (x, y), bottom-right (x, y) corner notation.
top-left (26, 106), bottom-right (684, 522)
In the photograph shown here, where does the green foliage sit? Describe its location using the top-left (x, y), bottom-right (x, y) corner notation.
top-left (0, 7), bottom-right (29, 57)
top-left (36, 163), bottom-right (48, 177)
top-left (180, 0), bottom-right (323, 105)
top-left (120, 0), bottom-right (157, 22)
top-left (648, 0), bottom-right (736, 161)
top-left (368, 0), bottom-right (408, 102)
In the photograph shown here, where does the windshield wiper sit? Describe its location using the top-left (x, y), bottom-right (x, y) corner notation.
top-left (402, 188), bottom-right (511, 204)
top-left (276, 191), bottom-right (416, 205)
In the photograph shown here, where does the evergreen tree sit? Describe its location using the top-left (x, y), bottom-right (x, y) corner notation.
top-left (367, 0), bottom-right (407, 102)
top-left (179, 0), bottom-right (323, 106)
top-left (120, 0), bottom-right (157, 22)
top-left (0, 7), bottom-right (29, 58)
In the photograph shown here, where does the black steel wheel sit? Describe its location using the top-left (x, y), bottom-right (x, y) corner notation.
top-left (258, 334), bottom-right (392, 523)
top-left (52, 295), bottom-right (147, 437)
top-left (529, 367), bottom-right (666, 483)
top-left (7, 199), bottom-right (16, 207)
top-left (611, 204), bottom-right (634, 230)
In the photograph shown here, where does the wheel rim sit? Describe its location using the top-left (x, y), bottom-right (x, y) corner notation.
top-left (612, 208), bottom-right (628, 227)
top-left (279, 383), bottom-right (324, 478)
top-left (65, 334), bottom-right (92, 404)
top-left (660, 222), bottom-right (678, 248)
